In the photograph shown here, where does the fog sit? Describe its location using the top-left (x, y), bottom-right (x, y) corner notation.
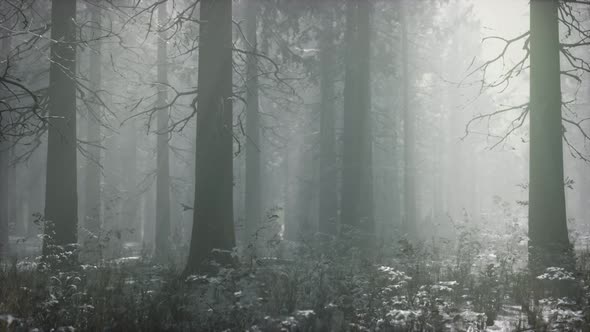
top-left (1, 0), bottom-right (590, 330)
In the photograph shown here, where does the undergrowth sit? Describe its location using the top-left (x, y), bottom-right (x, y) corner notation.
top-left (1, 214), bottom-right (590, 331)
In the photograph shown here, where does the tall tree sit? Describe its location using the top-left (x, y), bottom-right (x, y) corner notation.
top-left (0, 157), bottom-right (7, 261)
top-left (318, 7), bottom-right (338, 236)
top-left (244, 0), bottom-right (262, 253)
top-left (528, 0), bottom-right (571, 274)
top-left (100, 0), bottom-right (137, 257)
top-left (401, 0), bottom-right (416, 239)
top-left (341, 0), bottom-right (374, 235)
top-left (0, 25), bottom-right (12, 260)
top-left (119, 0), bottom-right (140, 244)
top-left (120, 118), bottom-right (139, 243)
top-left (154, 0), bottom-right (171, 261)
top-left (85, 2), bottom-right (102, 246)
top-left (185, 0), bottom-right (235, 273)
top-left (43, 0), bottom-right (78, 259)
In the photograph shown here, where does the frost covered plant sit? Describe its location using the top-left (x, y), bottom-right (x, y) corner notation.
top-left (536, 267), bottom-right (576, 281)
top-left (470, 263), bottom-right (503, 326)
top-left (535, 297), bottom-right (587, 331)
top-left (534, 266), bottom-right (579, 300)
top-left (2, 224), bottom-right (590, 331)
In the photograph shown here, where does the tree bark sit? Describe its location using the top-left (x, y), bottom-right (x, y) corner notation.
top-left (401, 0), bottom-right (416, 240)
top-left (85, 2), bottom-right (102, 247)
top-left (341, 0), bottom-right (374, 236)
top-left (185, 0), bottom-right (235, 273)
top-left (528, 0), bottom-right (572, 274)
top-left (155, 0), bottom-right (171, 262)
top-left (244, 0), bottom-right (262, 254)
top-left (357, 0), bottom-right (374, 236)
top-left (121, 127), bottom-right (139, 244)
top-left (318, 8), bottom-right (338, 236)
top-left (43, 0), bottom-right (78, 260)
top-left (0, 25), bottom-right (12, 260)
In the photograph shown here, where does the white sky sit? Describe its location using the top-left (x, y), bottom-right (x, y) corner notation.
top-left (471, 0), bottom-right (529, 37)
top-left (470, 0), bottom-right (530, 101)
top-left (468, 0), bottom-right (531, 158)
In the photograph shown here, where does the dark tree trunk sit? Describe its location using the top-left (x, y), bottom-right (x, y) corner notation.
top-left (119, 0), bottom-right (139, 245)
top-left (244, 0), bottom-right (262, 253)
top-left (121, 123), bottom-right (139, 242)
top-left (528, 0), bottom-right (572, 274)
top-left (283, 147), bottom-right (298, 241)
top-left (0, 22), bottom-right (12, 260)
top-left (0, 151), bottom-right (7, 260)
top-left (341, 0), bottom-right (373, 235)
top-left (318, 8), bottom-right (338, 236)
top-left (85, 3), bottom-right (102, 247)
top-left (155, 0), bottom-right (171, 262)
top-left (43, 0), bottom-right (78, 260)
top-left (185, 0), bottom-right (235, 273)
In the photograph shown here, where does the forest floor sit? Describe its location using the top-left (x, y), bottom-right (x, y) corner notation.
top-left (1, 227), bottom-right (590, 331)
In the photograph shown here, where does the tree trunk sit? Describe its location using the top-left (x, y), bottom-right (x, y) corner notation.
top-left (318, 7), bottom-right (338, 236)
top-left (7, 149), bottom-right (16, 237)
top-left (0, 22), bottom-right (12, 260)
top-left (341, 0), bottom-right (373, 235)
top-left (185, 0), bottom-right (235, 273)
top-left (528, 0), bottom-right (572, 274)
top-left (43, 0), bottom-right (78, 260)
top-left (401, 0), bottom-right (416, 240)
top-left (244, 0), bottom-right (262, 254)
top-left (357, 0), bottom-right (374, 236)
top-left (120, 121), bottom-right (139, 243)
top-left (432, 102), bottom-right (444, 223)
top-left (85, 3), bottom-right (102, 251)
top-left (119, 0), bottom-right (139, 246)
top-left (155, 0), bottom-right (171, 262)
top-left (390, 92), bottom-right (402, 236)
top-left (0, 149), bottom-right (8, 259)
top-left (283, 146), bottom-right (298, 241)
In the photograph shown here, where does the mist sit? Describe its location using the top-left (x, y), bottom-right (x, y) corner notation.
top-left (1, 0), bottom-right (590, 331)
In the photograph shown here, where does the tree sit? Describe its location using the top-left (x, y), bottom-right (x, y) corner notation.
top-left (155, 0), bottom-right (171, 262)
top-left (341, 0), bottom-right (373, 235)
top-left (84, 2), bottom-right (103, 252)
top-left (464, 0), bottom-right (588, 274)
top-left (43, 0), bottom-right (78, 260)
top-left (400, 0), bottom-right (416, 240)
top-left (117, 1), bottom-right (140, 246)
top-left (0, 25), bottom-right (11, 260)
top-left (318, 6), bottom-right (338, 236)
top-left (528, 0), bottom-right (572, 274)
top-left (244, 0), bottom-right (262, 253)
top-left (185, 0), bottom-right (235, 273)
top-left (99, 0), bottom-right (141, 257)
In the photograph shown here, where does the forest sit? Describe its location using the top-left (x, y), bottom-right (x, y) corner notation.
top-left (1, 0), bottom-right (590, 331)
